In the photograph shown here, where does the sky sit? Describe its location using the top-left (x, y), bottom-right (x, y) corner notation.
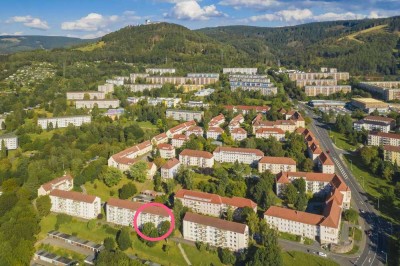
top-left (0, 0), bottom-right (399, 39)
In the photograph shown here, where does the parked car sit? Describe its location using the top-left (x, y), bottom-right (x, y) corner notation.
top-left (318, 252), bottom-right (327, 257)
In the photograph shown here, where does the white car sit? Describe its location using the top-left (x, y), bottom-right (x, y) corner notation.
top-left (318, 252), bottom-right (327, 257)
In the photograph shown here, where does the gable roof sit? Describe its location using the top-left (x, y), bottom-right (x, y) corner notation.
top-left (259, 156), bottom-right (296, 165)
top-left (184, 212), bottom-right (247, 234)
top-left (50, 189), bottom-right (97, 203)
top-left (180, 149), bottom-right (213, 159)
top-left (40, 175), bottom-right (73, 192)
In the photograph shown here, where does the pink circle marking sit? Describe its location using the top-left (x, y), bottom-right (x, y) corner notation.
top-left (133, 202), bottom-right (175, 242)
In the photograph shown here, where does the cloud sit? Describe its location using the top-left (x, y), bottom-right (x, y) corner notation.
top-left (165, 0), bottom-right (226, 20)
top-left (312, 12), bottom-right (366, 21)
top-left (61, 13), bottom-right (119, 31)
top-left (0, 31), bottom-right (23, 36)
top-left (7, 16), bottom-right (49, 30)
top-left (249, 9), bottom-right (313, 22)
top-left (219, 0), bottom-right (280, 9)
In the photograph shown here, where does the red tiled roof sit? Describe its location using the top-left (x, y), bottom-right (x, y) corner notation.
top-left (111, 141), bottom-right (151, 163)
top-left (107, 198), bottom-right (170, 217)
top-left (50, 189), bottom-right (97, 203)
top-left (161, 158), bottom-right (180, 170)
top-left (158, 143), bottom-right (174, 150)
top-left (231, 127), bottom-right (247, 135)
top-left (169, 121), bottom-right (196, 134)
top-left (187, 126), bottom-right (204, 133)
top-left (259, 156), bottom-right (296, 165)
top-left (180, 149), bottom-right (213, 159)
top-left (383, 145), bottom-right (400, 153)
top-left (369, 131), bottom-right (400, 140)
top-left (230, 114), bottom-right (244, 122)
top-left (255, 128), bottom-right (285, 134)
top-left (153, 133), bottom-right (168, 141)
top-left (207, 127), bottom-right (224, 133)
top-left (222, 197), bottom-right (257, 209)
top-left (278, 172), bottom-right (349, 192)
top-left (318, 152), bottom-right (334, 165)
top-left (320, 198), bottom-right (342, 228)
top-left (265, 206), bottom-right (324, 226)
top-left (209, 114), bottom-right (225, 126)
top-left (172, 134), bottom-right (188, 140)
top-left (40, 175), bottom-right (73, 192)
top-left (214, 146), bottom-right (264, 157)
top-left (184, 212), bottom-right (247, 234)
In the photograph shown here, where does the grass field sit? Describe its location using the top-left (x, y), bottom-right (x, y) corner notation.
top-left (279, 232), bottom-right (300, 242)
top-left (84, 177), bottom-right (154, 202)
top-left (283, 251), bottom-right (339, 266)
top-left (338, 24), bottom-right (388, 43)
top-left (329, 130), bottom-right (357, 151)
top-left (75, 41), bottom-right (105, 52)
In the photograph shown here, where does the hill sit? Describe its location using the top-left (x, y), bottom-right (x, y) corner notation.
top-left (198, 16), bottom-right (400, 75)
top-left (0, 35), bottom-right (91, 54)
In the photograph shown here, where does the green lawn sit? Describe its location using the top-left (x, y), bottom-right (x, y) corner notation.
top-left (345, 245), bottom-right (360, 255)
top-left (181, 244), bottom-right (223, 266)
top-left (282, 251), bottom-right (339, 266)
top-left (279, 232), bottom-right (300, 242)
top-left (329, 130), bottom-right (357, 151)
top-left (84, 177), bottom-right (154, 202)
top-left (137, 121), bottom-right (158, 130)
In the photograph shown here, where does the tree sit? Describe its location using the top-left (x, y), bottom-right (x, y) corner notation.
top-left (246, 211), bottom-right (259, 238)
top-left (246, 246), bottom-right (282, 266)
top-left (127, 161), bottom-right (148, 183)
top-left (159, 220), bottom-right (171, 237)
top-left (301, 158), bottom-right (314, 172)
top-left (103, 237), bottom-right (116, 251)
top-left (87, 219), bottom-right (96, 230)
top-left (0, 140), bottom-right (7, 158)
top-left (284, 184), bottom-right (298, 205)
top-left (95, 250), bottom-right (142, 266)
top-left (218, 248), bottom-right (236, 265)
top-left (360, 146), bottom-right (379, 165)
top-left (343, 209), bottom-right (359, 224)
top-left (258, 219), bottom-right (279, 247)
top-left (140, 222), bottom-right (158, 247)
top-left (36, 195), bottom-right (51, 217)
top-left (119, 182), bottom-right (137, 199)
top-left (294, 194), bottom-right (308, 211)
top-left (101, 167), bottom-right (124, 187)
top-left (226, 206), bottom-right (234, 221)
top-left (292, 178), bottom-right (306, 194)
top-left (117, 227), bottom-right (131, 251)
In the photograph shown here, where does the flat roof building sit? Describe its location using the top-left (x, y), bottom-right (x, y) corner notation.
top-left (223, 68), bottom-right (258, 75)
top-left (38, 115), bottom-right (91, 129)
top-left (75, 99), bottom-right (120, 109)
top-left (0, 134), bottom-right (18, 150)
top-left (166, 109), bottom-right (204, 122)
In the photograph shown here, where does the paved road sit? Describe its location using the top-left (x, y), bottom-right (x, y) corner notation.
top-left (299, 103), bottom-right (388, 266)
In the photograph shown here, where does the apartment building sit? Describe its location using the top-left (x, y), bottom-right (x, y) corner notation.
top-left (258, 157), bottom-right (296, 174)
top-left (146, 76), bottom-right (218, 86)
top-left (75, 99), bottom-right (120, 109)
top-left (0, 134), bottom-right (18, 150)
top-left (187, 73), bottom-right (220, 79)
top-left (106, 79), bottom-right (124, 86)
top-left (304, 85), bottom-right (351, 97)
top-left (288, 71), bottom-right (350, 81)
top-left (223, 68), bottom-right (258, 75)
top-left (209, 114), bottom-right (226, 127)
top-left (125, 84), bottom-right (163, 93)
top-left (229, 74), bottom-right (270, 83)
top-left (183, 101), bottom-right (210, 108)
top-left (151, 133), bottom-right (169, 146)
top-left (194, 88), bottom-right (215, 97)
top-left (383, 145), bottom-right (400, 165)
top-left (166, 109), bottom-right (203, 122)
top-left (368, 131), bottom-right (400, 146)
top-left (171, 134), bottom-right (189, 148)
top-left (351, 98), bottom-right (389, 114)
top-left (106, 198), bottom-right (171, 228)
top-left (179, 149), bottom-right (214, 168)
top-left (353, 120), bottom-right (391, 133)
top-left (166, 121), bottom-right (196, 138)
top-left (108, 141), bottom-right (153, 171)
top-left (183, 212), bottom-right (249, 251)
top-left (206, 127), bottom-right (224, 140)
top-left (161, 158), bottom-right (181, 179)
top-left (225, 105), bottom-right (270, 115)
top-left (253, 120), bottom-right (297, 134)
top-left (358, 81), bottom-right (400, 101)
top-left (130, 73), bottom-right (149, 82)
top-left (230, 81), bottom-right (278, 96)
top-left (175, 189), bottom-right (257, 217)
top-left (231, 127), bottom-right (247, 141)
top-left (38, 174), bottom-right (73, 196)
top-left (38, 116), bottom-right (91, 129)
top-left (145, 68), bottom-right (176, 74)
top-left (286, 111), bottom-right (306, 128)
top-left (98, 83), bottom-right (114, 94)
top-left (186, 126), bottom-right (204, 137)
top-left (49, 190), bottom-right (101, 219)
top-left (66, 91), bottom-right (105, 100)
top-left (157, 143), bottom-right (176, 159)
top-left (317, 152), bottom-right (335, 174)
top-left (228, 114), bottom-right (244, 131)
top-left (364, 116), bottom-right (395, 129)
top-left (296, 79), bottom-right (338, 87)
top-left (276, 172), bottom-right (351, 209)
top-left (255, 128), bottom-right (286, 141)
top-left (213, 147), bottom-right (264, 166)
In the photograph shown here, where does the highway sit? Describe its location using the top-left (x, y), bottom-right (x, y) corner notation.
top-left (299, 103), bottom-right (388, 266)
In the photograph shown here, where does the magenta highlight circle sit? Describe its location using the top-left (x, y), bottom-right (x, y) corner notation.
top-left (133, 202), bottom-right (175, 242)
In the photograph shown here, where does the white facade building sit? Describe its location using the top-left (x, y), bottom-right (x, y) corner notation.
top-left (157, 143), bottom-right (176, 159)
top-left (161, 158), bottom-right (181, 179)
top-left (183, 212), bottom-right (249, 251)
top-left (66, 91), bottom-right (105, 100)
top-left (179, 149), bottom-right (214, 168)
top-left (206, 127), bottom-right (224, 140)
top-left (166, 109), bottom-right (203, 122)
top-left (230, 127), bottom-right (247, 141)
top-left (49, 190), bottom-right (101, 220)
top-left (368, 131), bottom-right (400, 147)
top-left (213, 147), bottom-right (264, 166)
top-left (145, 68), bottom-right (176, 75)
top-left (38, 116), bottom-right (91, 129)
top-left (194, 88), bottom-right (215, 97)
top-left (106, 198), bottom-right (171, 228)
top-left (171, 134), bottom-right (189, 148)
top-left (255, 128), bottom-right (286, 141)
top-left (0, 134), bottom-right (18, 150)
top-left (75, 100), bottom-right (120, 109)
top-left (223, 68), bottom-right (258, 75)
top-left (38, 174), bottom-right (73, 196)
top-left (98, 84), bottom-right (114, 94)
top-left (258, 157), bottom-right (296, 174)
top-left (108, 141), bottom-right (153, 171)
top-left (353, 120), bottom-right (391, 133)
